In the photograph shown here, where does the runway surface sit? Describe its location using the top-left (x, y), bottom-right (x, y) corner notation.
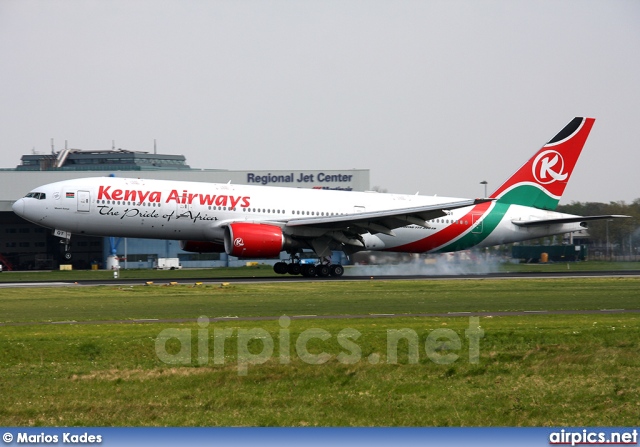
top-left (1, 269), bottom-right (640, 288)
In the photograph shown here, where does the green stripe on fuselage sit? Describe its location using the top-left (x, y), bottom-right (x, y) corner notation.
top-left (436, 184), bottom-right (557, 253)
top-left (436, 202), bottom-right (509, 253)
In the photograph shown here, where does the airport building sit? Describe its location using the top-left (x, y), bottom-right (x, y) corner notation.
top-left (0, 149), bottom-right (369, 270)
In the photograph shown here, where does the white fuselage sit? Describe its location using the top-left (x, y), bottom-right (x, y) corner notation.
top-left (12, 177), bottom-right (585, 255)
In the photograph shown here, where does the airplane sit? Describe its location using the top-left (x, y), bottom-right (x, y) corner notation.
top-left (12, 117), bottom-right (628, 277)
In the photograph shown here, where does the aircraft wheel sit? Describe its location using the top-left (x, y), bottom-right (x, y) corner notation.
top-left (273, 262), bottom-right (288, 274)
top-left (330, 264), bottom-right (344, 277)
top-left (287, 263), bottom-right (301, 275)
top-left (316, 264), bottom-right (331, 277)
top-left (301, 264), bottom-right (317, 277)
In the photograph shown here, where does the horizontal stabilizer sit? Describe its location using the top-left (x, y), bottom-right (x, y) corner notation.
top-left (511, 214), bottom-right (630, 227)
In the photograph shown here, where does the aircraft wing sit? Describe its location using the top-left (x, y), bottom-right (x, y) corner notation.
top-left (511, 214), bottom-right (630, 227)
top-left (284, 198), bottom-right (492, 236)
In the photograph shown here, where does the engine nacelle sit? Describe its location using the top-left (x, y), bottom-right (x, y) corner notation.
top-left (224, 223), bottom-right (297, 258)
top-left (179, 240), bottom-right (226, 253)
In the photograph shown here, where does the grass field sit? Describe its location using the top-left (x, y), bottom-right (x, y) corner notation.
top-left (1, 277), bottom-right (639, 323)
top-left (0, 278), bottom-right (639, 426)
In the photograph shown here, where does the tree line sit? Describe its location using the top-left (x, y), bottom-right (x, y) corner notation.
top-left (557, 200), bottom-right (640, 255)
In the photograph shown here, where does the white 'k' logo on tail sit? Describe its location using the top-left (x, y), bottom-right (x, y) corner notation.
top-left (532, 150), bottom-right (568, 184)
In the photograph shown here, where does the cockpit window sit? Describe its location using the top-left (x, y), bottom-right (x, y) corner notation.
top-left (25, 192), bottom-right (46, 200)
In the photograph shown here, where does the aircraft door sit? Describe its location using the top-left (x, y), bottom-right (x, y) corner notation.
top-left (471, 213), bottom-right (483, 234)
top-left (77, 190), bottom-right (91, 212)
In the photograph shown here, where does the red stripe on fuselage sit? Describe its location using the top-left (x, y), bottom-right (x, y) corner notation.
top-left (384, 201), bottom-right (493, 253)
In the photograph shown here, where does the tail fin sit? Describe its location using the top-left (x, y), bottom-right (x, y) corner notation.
top-left (490, 117), bottom-right (595, 210)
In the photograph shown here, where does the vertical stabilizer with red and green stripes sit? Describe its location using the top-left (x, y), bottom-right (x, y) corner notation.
top-left (489, 117), bottom-right (595, 210)
top-left (431, 117), bottom-right (595, 253)
top-left (384, 118), bottom-right (596, 254)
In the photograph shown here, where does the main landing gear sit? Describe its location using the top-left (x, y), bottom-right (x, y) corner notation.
top-left (273, 257), bottom-right (344, 278)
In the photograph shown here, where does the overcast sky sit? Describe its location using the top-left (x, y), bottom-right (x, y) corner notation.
top-left (1, 0), bottom-right (638, 204)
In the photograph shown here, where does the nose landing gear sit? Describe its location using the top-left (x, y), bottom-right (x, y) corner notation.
top-left (61, 238), bottom-right (72, 260)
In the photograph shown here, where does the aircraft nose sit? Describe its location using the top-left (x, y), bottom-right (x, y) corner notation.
top-left (12, 198), bottom-right (25, 217)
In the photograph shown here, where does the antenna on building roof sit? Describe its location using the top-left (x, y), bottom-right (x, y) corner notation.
top-left (112, 140), bottom-right (115, 151)
top-left (51, 138), bottom-right (55, 155)
top-left (154, 139), bottom-right (157, 155)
